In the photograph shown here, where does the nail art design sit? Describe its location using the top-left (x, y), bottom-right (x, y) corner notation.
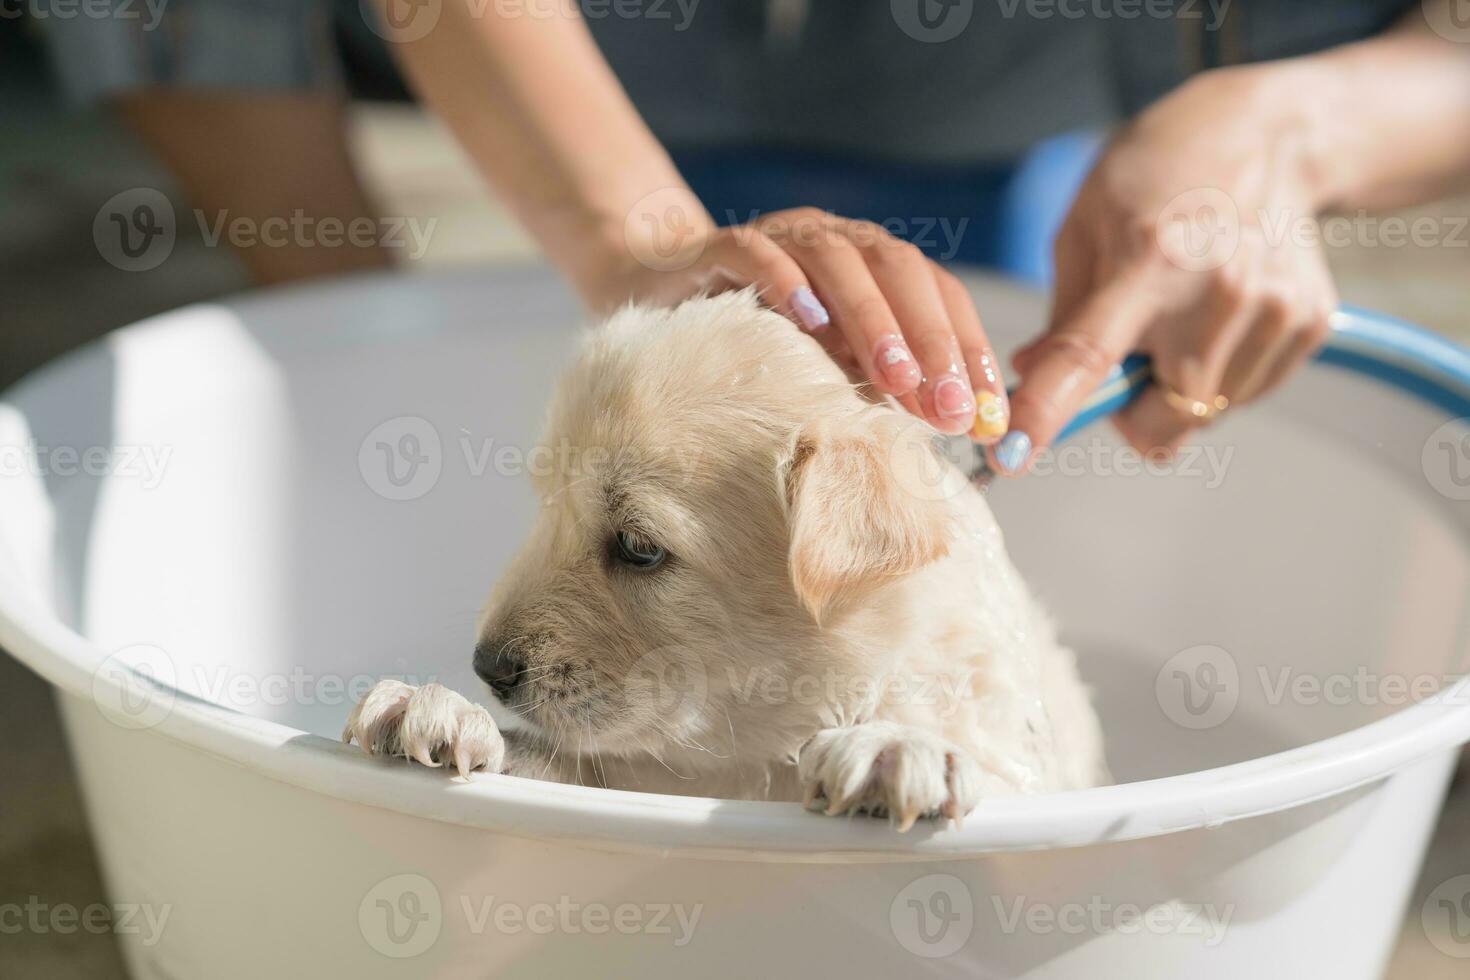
top-left (789, 287), bottom-right (830, 332)
top-left (873, 335), bottom-right (921, 389)
top-left (994, 430), bottom-right (1032, 474)
top-left (970, 390), bottom-right (1010, 441)
top-left (978, 348), bottom-right (999, 386)
top-left (932, 374), bottom-right (975, 421)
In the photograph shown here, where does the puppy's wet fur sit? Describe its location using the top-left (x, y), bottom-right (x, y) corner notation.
top-left (346, 290), bottom-right (1106, 828)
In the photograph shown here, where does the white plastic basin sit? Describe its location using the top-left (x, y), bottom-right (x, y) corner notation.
top-left (2, 268), bottom-right (1468, 978)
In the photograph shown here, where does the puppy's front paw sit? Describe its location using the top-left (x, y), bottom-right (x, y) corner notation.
top-left (344, 680), bottom-right (505, 778)
top-left (798, 721), bottom-right (983, 831)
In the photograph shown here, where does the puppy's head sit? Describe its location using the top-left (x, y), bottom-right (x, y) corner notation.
top-left (475, 290), bottom-right (953, 755)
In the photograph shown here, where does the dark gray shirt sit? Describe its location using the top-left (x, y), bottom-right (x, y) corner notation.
top-left (41, 0), bottom-right (1415, 164)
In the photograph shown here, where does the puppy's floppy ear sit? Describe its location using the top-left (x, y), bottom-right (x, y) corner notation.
top-left (779, 412), bottom-right (952, 622)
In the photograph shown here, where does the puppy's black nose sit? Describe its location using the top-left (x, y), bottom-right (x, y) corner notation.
top-left (474, 640), bottom-right (525, 701)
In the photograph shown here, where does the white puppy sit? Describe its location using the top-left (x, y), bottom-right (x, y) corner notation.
top-left (346, 290), bottom-right (1106, 829)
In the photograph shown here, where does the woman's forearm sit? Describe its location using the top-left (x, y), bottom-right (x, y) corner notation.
top-left (380, 1), bottom-right (713, 305)
top-left (1291, 1), bottom-right (1470, 212)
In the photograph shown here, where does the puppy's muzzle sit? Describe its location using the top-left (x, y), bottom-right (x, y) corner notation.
top-left (473, 638), bottom-right (526, 702)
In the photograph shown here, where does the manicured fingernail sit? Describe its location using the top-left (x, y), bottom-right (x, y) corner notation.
top-left (994, 430), bottom-right (1032, 474)
top-left (873, 335), bottom-right (921, 390)
top-left (977, 348), bottom-right (1000, 387)
top-left (789, 287), bottom-right (830, 332)
top-left (970, 390), bottom-right (1010, 441)
top-left (932, 374), bottom-right (975, 421)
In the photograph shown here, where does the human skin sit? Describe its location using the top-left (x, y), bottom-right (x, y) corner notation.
top-left (379, 0), bottom-right (1470, 463)
top-left (1006, 5), bottom-right (1470, 466)
top-left (117, 93), bottom-right (392, 285)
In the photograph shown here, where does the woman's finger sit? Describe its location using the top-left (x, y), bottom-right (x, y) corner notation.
top-left (1113, 286), bottom-right (1253, 455)
top-left (773, 227), bottom-right (938, 411)
top-left (1256, 309), bottom-right (1332, 396)
top-left (1250, 271), bottom-right (1335, 398)
top-left (1001, 274), bottom-right (1148, 473)
top-left (700, 230), bottom-right (820, 328)
top-left (699, 228), bottom-right (871, 384)
top-left (855, 231), bottom-right (977, 433)
top-left (1215, 299), bottom-right (1297, 407)
top-left (933, 265), bottom-right (1008, 443)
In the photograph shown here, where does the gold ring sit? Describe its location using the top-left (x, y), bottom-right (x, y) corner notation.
top-left (1158, 383), bottom-right (1230, 421)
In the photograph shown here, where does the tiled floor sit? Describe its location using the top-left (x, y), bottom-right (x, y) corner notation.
top-left (2, 90), bottom-right (1467, 977)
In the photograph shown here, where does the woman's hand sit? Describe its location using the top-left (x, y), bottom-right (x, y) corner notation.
top-left (1000, 65), bottom-right (1339, 472)
top-left (594, 202), bottom-right (1010, 442)
top-left (390, 0), bottom-right (1468, 462)
top-left (380, 5), bottom-right (1009, 438)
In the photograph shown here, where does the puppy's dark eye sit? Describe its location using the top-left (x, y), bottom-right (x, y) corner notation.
top-left (614, 530), bottom-right (667, 570)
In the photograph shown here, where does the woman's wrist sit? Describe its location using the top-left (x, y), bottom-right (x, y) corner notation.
top-left (1256, 52), bottom-right (1385, 213)
top-left (556, 188), bottom-right (718, 312)
top-left (1244, 61), bottom-right (1343, 213)
top-left (1181, 17), bottom-right (1470, 218)
top-left (1259, 22), bottom-right (1470, 212)
top-left (1175, 61), bottom-right (1339, 213)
